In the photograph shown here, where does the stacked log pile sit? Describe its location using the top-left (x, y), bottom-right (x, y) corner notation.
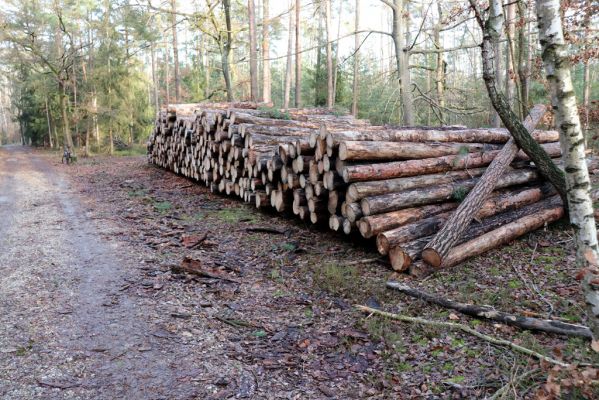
top-left (148, 102), bottom-right (573, 278)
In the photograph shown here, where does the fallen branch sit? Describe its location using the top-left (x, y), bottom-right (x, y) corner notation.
top-left (386, 281), bottom-right (592, 339)
top-left (171, 257), bottom-right (240, 283)
top-left (244, 226), bottom-right (287, 234)
top-left (355, 304), bottom-right (569, 367)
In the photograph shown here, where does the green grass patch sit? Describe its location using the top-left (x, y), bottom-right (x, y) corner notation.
top-left (153, 201), bottom-right (172, 212)
top-left (314, 263), bottom-right (359, 296)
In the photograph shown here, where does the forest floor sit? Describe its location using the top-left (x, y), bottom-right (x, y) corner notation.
top-left (1, 146), bottom-right (598, 399)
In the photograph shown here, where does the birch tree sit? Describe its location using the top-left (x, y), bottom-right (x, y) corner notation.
top-left (536, 0), bottom-right (599, 347)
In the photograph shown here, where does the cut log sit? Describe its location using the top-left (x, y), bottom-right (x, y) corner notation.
top-left (422, 104), bottom-right (547, 267)
top-left (341, 142), bottom-right (561, 183)
top-left (377, 188), bottom-right (558, 255)
top-left (361, 168), bottom-right (539, 216)
top-left (339, 141), bottom-right (501, 161)
top-left (326, 127), bottom-right (559, 147)
top-left (389, 187), bottom-right (558, 270)
top-left (346, 168), bottom-right (488, 203)
top-left (440, 203), bottom-right (564, 269)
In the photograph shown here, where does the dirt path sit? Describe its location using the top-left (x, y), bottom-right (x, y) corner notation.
top-left (2, 146), bottom-right (597, 399)
top-left (0, 146), bottom-right (206, 399)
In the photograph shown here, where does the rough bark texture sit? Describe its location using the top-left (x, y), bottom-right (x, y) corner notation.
top-left (441, 204), bottom-right (564, 268)
top-left (422, 104), bottom-right (546, 267)
top-left (392, 190), bottom-right (559, 270)
top-left (342, 142), bottom-right (560, 183)
top-left (339, 140), bottom-right (501, 161)
top-left (470, 0), bottom-right (567, 203)
top-left (536, 0), bottom-right (599, 344)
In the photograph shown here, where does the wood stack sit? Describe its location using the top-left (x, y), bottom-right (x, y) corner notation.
top-left (148, 102), bottom-right (572, 278)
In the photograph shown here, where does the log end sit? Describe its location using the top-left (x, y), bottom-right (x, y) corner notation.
top-left (338, 142), bottom-right (348, 161)
top-left (376, 234), bottom-right (390, 255)
top-left (389, 247), bottom-right (411, 272)
top-left (421, 248), bottom-right (442, 268)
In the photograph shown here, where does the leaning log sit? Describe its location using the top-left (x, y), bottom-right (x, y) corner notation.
top-left (422, 104), bottom-right (546, 267)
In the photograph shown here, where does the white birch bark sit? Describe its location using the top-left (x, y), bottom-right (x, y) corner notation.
top-left (536, 0), bottom-right (599, 346)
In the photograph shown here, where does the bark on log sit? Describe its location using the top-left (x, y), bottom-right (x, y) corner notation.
top-left (361, 168), bottom-right (539, 216)
top-left (325, 127), bottom-right (559, 147)
top-left (378, 188), bottom-right (558, 255)
top-left (341, 142), bottom-right (561, 183)
top-left (386, 282), bottom-right (592, 338)
top-left (442, 199), bottom-right (564, 268)
top-left (422, 104), bottom-right (547, 267)
top-left (339, 140), bottom-right (501, 161)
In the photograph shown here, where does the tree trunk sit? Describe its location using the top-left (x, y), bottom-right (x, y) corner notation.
top-left (59, 81), bottom-right (74, 149)
top-left (434, 1), bottom-right (445, 124)
top-left (262, 0), bottom-right (271, 103)
top-left (170, 0), bottom-right (181, 102)
top-left (490, 0), bottom-right (503, 128)
top-left (44, 97), bottom-right (53, 148)
top-left (324, 0), bottom-right (334, 109)
top-left (422, 104), bottom-right (546, 267)
top-left (469, 0), bottom-right (567, 202)
top-left (332, 0), bottom-right (342, 99)
top-left (516, 0), bottom-right (530, 118)
top-left (536, 0), bottom-right (599, 345)
top-left (151, 41), bottom-right (159, 112)
top-left (352, 0), bottom-right (360, 116)
top-left (283, 0), bottom-right (294, 110)
top-left (222, 0), bottom-right (234, 102)
top-left (248, 0), bottom-right (258, 102)
top-left (391, 0), bottom-right (414, 125)
top-left (294, 0), bottom-right (302, 107)
top-left (505, 1), bottom-right (516, 108)
top-left (165, 36), bottom-right (171, 106)
top-left (582, 59), bottom-right (591, 139)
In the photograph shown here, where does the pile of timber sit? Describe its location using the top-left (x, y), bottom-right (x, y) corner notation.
top-left (148, 102), bottom-right (571, 278)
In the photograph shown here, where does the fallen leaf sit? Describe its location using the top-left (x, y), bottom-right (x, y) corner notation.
top-left (449, 313), bottom-right (460, 320)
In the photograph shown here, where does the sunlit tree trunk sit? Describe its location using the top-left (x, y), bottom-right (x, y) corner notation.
top-left (351, 0), bottom-right (360, 116)
top-left (294, 0), bottom-right (301, 107)
top-left (536, 0), bottom-right (599, 345)
top-left (262, 0), bottom-right (271, 103)
top-left (283, 0), bottom-right (294, 110)
top-left (391, 0), bottom-right (414, 125)
top-left (324, 0), bottom-right (334, 109)
top-left (222, 0), bottom-right (234, 102)
top-left (248, 0), bottom-right (258, 102)
top-left (151, 42), bottom-right (159, 112)
top-left (45, 96), bottom-right (53, 148)
top-left (170, 0), bottom-right (180, 102)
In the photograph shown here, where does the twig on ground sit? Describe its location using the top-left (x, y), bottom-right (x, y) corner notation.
top-left (511, 263), bottom-right (555, 317)
top-left (356, 304), bottom-right (570, 367)
top-left (487, 368), bottom-right (541, 400)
